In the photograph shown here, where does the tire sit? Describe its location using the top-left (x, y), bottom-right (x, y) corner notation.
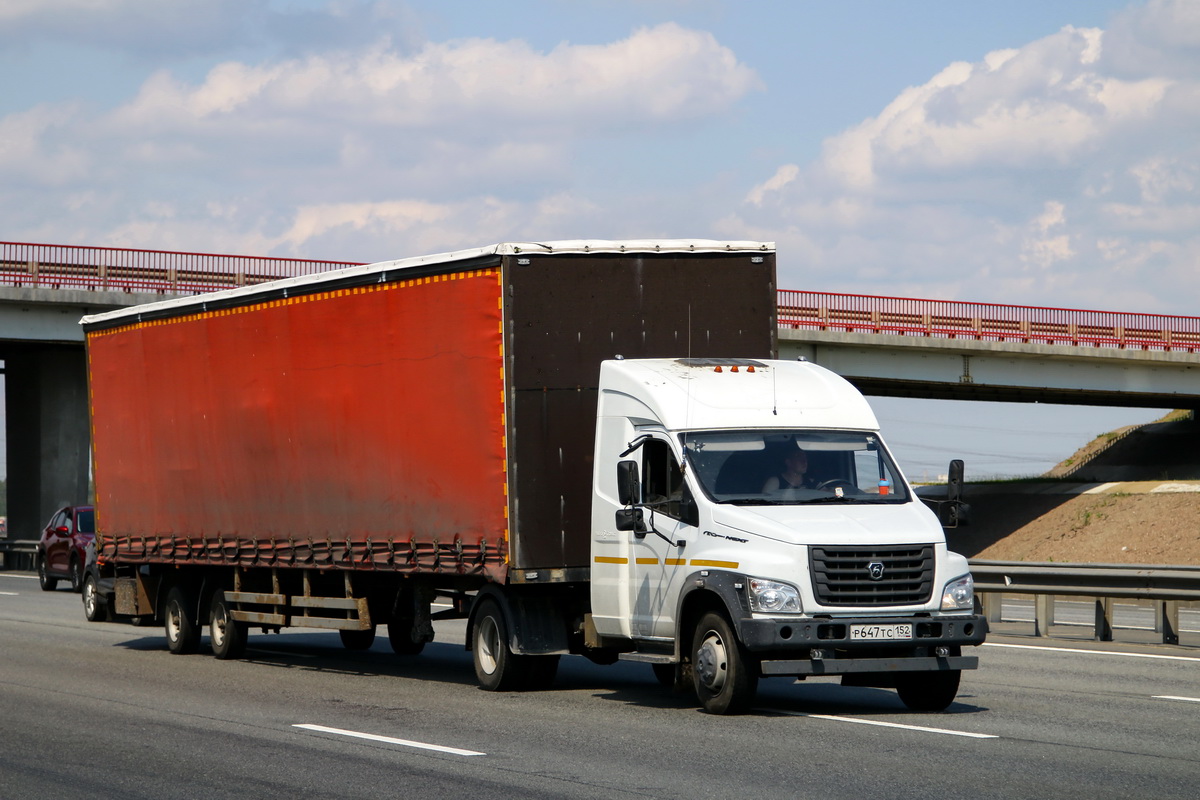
top-left (164, 586), bottom-right (201, 655)
top-left (209, 592), bottom-right (247, 660)
top-left (339, 626), bottom-right (377, 651)
top-left (387, 618), bottom-right (426, 656)
top-left (69, 557), bottom-right (85, 593)
top-left (691, 611), bottom-right (758, 715)
top-left (472, 599), bottom-right (528, 691)
top-left (36, 554), bottom-right (58, 592)
top-left (896, 670), bottom-right (961, 712)
top-left (83, 574), bottom-right (109, 622)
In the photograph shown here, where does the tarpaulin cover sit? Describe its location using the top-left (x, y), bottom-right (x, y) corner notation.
top-left (87, 271), bottom-right (508, 571)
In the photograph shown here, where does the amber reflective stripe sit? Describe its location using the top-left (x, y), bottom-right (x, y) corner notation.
top-left (690, 559), bottom-right (739, 569)
top-left (635, 557), bottom-right (658, 565)
top-left (665, 558), bottom-right (687, 566)
top-left (594, 556), bottom-right (628, 564)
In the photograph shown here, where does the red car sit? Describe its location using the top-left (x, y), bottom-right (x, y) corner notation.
top-left (36, 505), bottom-right (95, 593)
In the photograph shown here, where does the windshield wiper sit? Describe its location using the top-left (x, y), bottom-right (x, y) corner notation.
top-left (722, 497), bottom-right (787, 506)
top-left (796, 494), bottom-right (858, 504)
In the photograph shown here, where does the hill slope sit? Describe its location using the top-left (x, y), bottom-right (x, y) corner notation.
top-left (947, 411), bottom-right (1200, 565)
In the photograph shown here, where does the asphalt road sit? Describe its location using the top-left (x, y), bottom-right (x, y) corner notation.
top-left (3, 572), bottom-right (1199, 799)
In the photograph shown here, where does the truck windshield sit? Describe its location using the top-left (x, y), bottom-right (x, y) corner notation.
top-left (682, 430), bottom-right (910, 505)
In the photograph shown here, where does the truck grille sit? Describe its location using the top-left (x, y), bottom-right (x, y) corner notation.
top-left (809, 545), bottom-right (934, 606)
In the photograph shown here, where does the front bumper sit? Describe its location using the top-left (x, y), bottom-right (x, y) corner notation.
top-left (736, 613), bottom-right (987, 675)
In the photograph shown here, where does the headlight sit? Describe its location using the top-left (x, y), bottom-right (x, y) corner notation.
top-left (747, 578), bottom-right (803, 614)
top-left (941, 574), bottom-right (974, 610)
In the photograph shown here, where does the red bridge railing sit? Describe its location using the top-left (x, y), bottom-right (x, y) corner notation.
top-left (779, 289), bottom-right (1200, 353)
top-left (4, 242), bottom-right (1198, 353)
top-left (0, 241), bottom-right (362, 295)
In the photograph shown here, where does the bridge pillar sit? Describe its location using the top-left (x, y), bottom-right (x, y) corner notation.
top-left (5, 345), bottom-right (91, 540)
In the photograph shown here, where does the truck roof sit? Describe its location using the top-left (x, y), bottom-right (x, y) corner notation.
top-left (600, 357), bottom-right (879, 432)
top-left (79, 239), bottom-right (775, 330)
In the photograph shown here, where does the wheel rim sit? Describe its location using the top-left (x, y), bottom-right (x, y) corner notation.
top-left (166, 604), bottom-right (182, 643)
top-left (476, 615), bottom-right (500, 675)
top-left (211, 606), bottom-right (227, 648)
top-left (696, 630), bottom-right (728, 692)
top-left (84, 580), bottom-right (96, 615)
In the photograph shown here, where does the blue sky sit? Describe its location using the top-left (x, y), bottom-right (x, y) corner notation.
top-left (2, 0), bottom-right (1195, 479)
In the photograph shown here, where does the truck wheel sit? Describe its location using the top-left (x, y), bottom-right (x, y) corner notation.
top-left (83, 574), bottom-right (109, 622)
top-left (339, 626), bottom-right (377, 651)
top-left (691, 611), bottom-right (758, 715)
top-left (896, 670), bottom-right (961, 712)
top-left (69, 556), bottom-right (85, 593)
top-left (209, 593), bottom-right (247, 660)
top-left (473, 599), bottom-right (528, 691)
top-left (387, 618), bottom-right (426, 656)
top-left (164, 586), bottom-right (201, 655)
top-left (36, 554), bottom-right (58, 592)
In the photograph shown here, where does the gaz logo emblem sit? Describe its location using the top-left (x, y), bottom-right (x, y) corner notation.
top-left (867, 561), bottom-right (886, 581)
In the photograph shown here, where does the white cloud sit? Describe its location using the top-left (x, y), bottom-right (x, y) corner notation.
top-left (747, 0), bottom-right (1200, 314)
top-left (1, 19), bottom-right (758, 257)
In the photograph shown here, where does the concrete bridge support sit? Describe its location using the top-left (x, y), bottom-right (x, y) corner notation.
top-left (5, 344), bottom-right (91, 540)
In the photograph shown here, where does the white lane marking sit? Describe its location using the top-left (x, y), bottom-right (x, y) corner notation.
top-left (1080, 482), bottom-right (1119, 495)
top-left (293, 724), bottom-right (485, 756)
top-left (984, 642), bottom-right (1200, 663)
top-left (766, 710), bottom-right (998, 739)
top-left (0, 574), bottom-right (39, 580)
top-left (0, 591), bottom-right (19, 596)
top-left (1153, 696), bottom-right (1200, 704)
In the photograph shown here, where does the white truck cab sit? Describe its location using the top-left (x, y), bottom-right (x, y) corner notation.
top-left (590, 357), bottom-right (986, 713)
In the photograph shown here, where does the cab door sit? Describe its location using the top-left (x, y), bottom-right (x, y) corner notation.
top-left (630, 438), bottom-right (698, 639)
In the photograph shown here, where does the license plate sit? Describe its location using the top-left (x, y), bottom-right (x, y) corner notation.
top-left (850, 623), bottom-right (913, 641)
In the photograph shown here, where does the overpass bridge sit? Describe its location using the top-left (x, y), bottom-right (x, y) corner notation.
top-left (1, 240), bottom-right (1197, 541)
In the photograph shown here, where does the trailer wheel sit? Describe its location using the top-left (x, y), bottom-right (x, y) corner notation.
top-left (339, 626), bottom-right (377, 651)
top-left (387, 619), bottom-right (426, 656)
top-left (164, 586), bottom-right (201, 655)
top-left (209, 593), bottom-right (247, 660)
top-left (36, 554), bottom-right (58, 592)
top-left (83, 574), bottom-right (108, 622)
top-left (472, 599), bottom-right (527, 691)
top-left (691, 611), bottom-right (758, 715)
top-left (896, 670), bottom-right (961, 712)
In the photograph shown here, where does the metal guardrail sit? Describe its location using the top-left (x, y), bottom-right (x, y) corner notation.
top-left (970, 559), bottom-right (1200, 645)
top-left (0, 542), bottom-right (1192, 646)
top-left (0, 540), bottom-right (37, 571)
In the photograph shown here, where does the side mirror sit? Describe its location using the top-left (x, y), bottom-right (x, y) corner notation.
top-left (942, 459), bottom-right (968, 528)
top-left (947, 459), bottom-right (964, 503)
top-left (617, 460), bottom-right (640, 506)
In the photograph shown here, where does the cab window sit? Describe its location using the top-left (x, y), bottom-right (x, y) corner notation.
top-left (642, 439), bottom-right (690, 521)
